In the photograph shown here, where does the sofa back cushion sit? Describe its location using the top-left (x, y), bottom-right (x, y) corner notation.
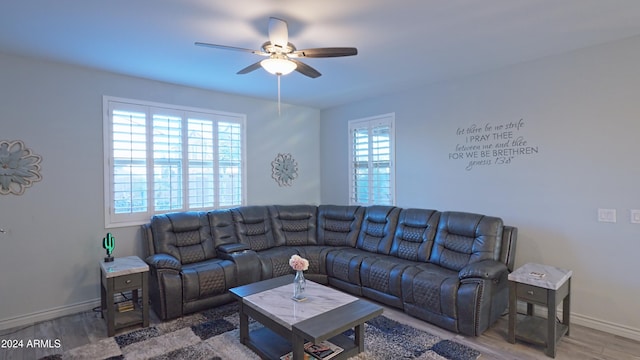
top-left (207, 209), bottom-right (240, 248)
top-left (150, 211), bottom-right (216, 264)
top-left (269, 205), bottom-right (318, 246)
top-left (429, 211), bottom-right (503, 271)
top-left (231, 206), bottom-right (278, 251)
top-left (317, 205), bottom-right (364, 247)
top-left (356, 206), bottom-right (400, 255)
top-left (390, 208), bottom-right (440, 262)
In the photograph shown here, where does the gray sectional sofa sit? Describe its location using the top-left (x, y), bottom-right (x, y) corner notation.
top-left (142, 204), bottom-right (517, 336)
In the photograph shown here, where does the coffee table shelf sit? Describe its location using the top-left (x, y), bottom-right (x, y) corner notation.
top-left (246, 327), bottom-right (359, 360)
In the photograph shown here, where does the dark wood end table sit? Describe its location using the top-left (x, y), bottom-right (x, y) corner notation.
top-left (100, 256), bottom-right (149, 337)
top-left (508, 263), bottom-right (572, 358)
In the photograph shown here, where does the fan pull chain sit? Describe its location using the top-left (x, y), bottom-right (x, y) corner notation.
top-left (277, 74), bottom-right (281, 116)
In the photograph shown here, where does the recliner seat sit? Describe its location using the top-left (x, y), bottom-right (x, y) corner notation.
top-left (402, 211), bottom-right (507, 335)
top-left (145, 211), bottom-right (237, 320)
top-left (326, 206), bottom-right (400, 295)
top-left (360, 208), bottom-right (440, 308)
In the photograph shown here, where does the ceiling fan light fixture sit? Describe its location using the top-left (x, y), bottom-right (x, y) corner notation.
top-left (196, 17), bottom-right (357, 79)
top-left (260, 57), bottom-right (297, 75)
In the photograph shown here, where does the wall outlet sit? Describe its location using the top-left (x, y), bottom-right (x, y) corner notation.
top-left (631, 209), bottom-right (640, 224)
top-left (597, 208), bottom-right (616, 223)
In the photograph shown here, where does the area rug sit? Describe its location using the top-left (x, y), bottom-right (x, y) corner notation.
top-left (42, 302), bottom-right (481, 360)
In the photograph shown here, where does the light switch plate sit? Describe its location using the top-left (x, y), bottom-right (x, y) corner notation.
top-left (597, 208), bottom-right (616, 223)
top-left (631, 209), bottom-right (640, 224)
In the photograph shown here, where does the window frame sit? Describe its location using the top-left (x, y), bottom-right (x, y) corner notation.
top-left (348, 113), bottom-right (396, 206)
top-left (103, 96), bottom-right (247, 228)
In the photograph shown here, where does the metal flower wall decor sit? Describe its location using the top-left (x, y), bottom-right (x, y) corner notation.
top-left (0, 140), bottom-right (43, 195)
top-left (271, 153), bottom-right (298, 187)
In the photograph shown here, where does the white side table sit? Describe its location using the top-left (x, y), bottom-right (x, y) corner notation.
top-left (100, 256), bottom-right (149, 336)
top-left (508, 263), bottom-right (572, 358)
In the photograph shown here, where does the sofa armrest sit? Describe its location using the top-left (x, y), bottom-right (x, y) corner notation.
top-left (219, 249), bottom-right (261, 285)
top-left (217, 243), bottom-right (251, 254)
top-left (146, 253), bottom-right (182, 271)
top-left (144, 253), bottom-right (183, 320)
top-left (501, 225), bottom-right (518, 272)
top-left (459, 260), bottom-right (507, 280)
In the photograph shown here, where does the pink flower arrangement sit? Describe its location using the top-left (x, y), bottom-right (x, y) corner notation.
top-left (289, 254), bottom-right (309, 271)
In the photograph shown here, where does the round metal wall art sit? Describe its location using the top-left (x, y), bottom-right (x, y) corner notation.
top-left (271, 153), bottom-right (298, 187)
top-left (0, 140), bottom-right (43, 195)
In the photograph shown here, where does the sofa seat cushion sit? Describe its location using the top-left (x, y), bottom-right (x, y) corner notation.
top-left (292, 245), bottom-right (341, 276)
top-left (326, 248), bottom-right (378, 287)
top-left (401, 263), bottom-right (460, 322)
top-left (182, 259), bottom-right (236, 302)
top-left (255, 246), bottom-right (300, 280)
top-left (360, 255), bottom-right (416, 299)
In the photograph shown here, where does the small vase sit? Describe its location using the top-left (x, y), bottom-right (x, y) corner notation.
top-left (293, 270), bottom-right (306, 301)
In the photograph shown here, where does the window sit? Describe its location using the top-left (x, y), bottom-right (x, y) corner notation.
top-left (348, 113), bottom-right (395, 206)
top-left (103, 96), bottom-right (246, 227)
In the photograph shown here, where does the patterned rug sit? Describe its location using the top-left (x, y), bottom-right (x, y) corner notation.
top-left (41, 302), bottom-right (481, 360)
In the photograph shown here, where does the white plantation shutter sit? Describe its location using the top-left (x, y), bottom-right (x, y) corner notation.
top-left (348, 114), bottom-right (395, 206)
top-left (371, 124), bottom-right (392, 204)
top-left (352, 127), bottom-right (370, 204)
top-left (153, 112), bottom-right (183, 211)
top-left (110, 105), bottom-right (149, 224)
top-left (218, 121), bottom-right (243, 206)
top-left (187, 116), bottom-right (215, 209)
top-left (104, 97), bottom-right (246, 227)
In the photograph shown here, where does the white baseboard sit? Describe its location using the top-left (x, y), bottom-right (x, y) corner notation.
top-left (516, 303), bottom-right (640, 342)
top-left (0, 298), bottom-right (101, 332)
top-left (571, 312), bottom-right (640, 342)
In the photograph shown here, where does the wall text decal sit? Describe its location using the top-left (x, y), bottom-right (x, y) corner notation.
top-left (448, 118), bottom-right (539, 171)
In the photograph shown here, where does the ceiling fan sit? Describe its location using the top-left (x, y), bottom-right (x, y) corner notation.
top-left (195, 17), bottom-right (358, 78)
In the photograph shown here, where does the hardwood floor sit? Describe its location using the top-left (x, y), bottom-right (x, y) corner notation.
top-left (1, 304), bottom-right (638, 360)
top-left (381, 307), bottom-right (640, 360)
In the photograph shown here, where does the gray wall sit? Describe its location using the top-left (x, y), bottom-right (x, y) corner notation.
top-left (321, 36), bottom-right (640, 339)
top-left (0, 53), bottom-right (320, 328)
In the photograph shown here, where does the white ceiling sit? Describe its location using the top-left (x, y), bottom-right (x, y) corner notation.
top-left (3, 1), bottom-right (640, 109)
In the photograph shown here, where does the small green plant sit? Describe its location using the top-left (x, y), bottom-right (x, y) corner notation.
top-left (103, 233), bottom-right (115, 262)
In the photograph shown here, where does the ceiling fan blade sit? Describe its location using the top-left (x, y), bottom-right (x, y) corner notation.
top-left (291, 59), bottom-right (321, 78)
top-left (195, 42), bottom-right (267, 56)
top-left (268, 17), bottom-right (289, 50)
top-left (237, 61), bottom-right (263, 74)
top-left (293, 47), bottom-right (358, 58)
